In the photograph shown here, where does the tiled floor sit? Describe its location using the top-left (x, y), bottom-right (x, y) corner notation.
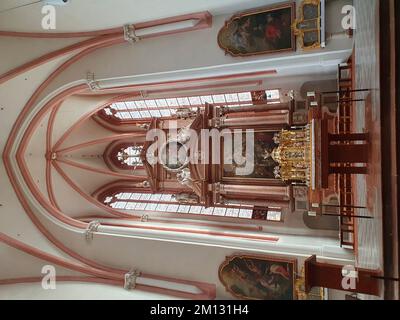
top-left (353, 0), bottom-right (384, 299)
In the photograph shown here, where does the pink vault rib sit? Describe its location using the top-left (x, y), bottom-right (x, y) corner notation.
top-left (0, 233), bottom-right (216, 299)
top-left (0, 34), bottom-right (122, 85)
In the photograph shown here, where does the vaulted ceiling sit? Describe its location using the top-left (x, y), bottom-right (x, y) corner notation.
top-left (0, 0), bottom-right (275, 32)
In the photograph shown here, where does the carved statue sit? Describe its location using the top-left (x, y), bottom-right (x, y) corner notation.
top-left (175, 107), bottom-right (199, 119)
top-left (272, 132), bottom-right (281, 145)
top-left (273, 166), bottom-right (282, 179)
top-left (134, 180), bottom-right (150, 188)
top-left (176, 168), bottom-right (202, 197)
top-left (177, 168), bottom-right (192, 186)
top-left (172, 193), bottom-right (199, 204)
top-left (135, 123), bottom-right (150, 130)
top-left (177, 127), bottom-right (192, 144)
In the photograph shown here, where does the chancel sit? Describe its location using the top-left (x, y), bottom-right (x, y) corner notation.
top-left (0, 0), bottom-right (398, 301)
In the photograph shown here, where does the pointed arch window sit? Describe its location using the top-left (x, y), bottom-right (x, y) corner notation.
top-left (100, 91), bottom-right (254, 123)
top-left (104, 142), bottom-right (145, 171)
top-left (102, 191), bottom-right (283, 222)
top-left (117, 145), bottom-right (143, 167)
top-left (103, 191), bottom-right (254, 219)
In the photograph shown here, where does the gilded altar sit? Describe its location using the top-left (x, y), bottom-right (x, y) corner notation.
top-left (272, 127), bottom-right (311, 185)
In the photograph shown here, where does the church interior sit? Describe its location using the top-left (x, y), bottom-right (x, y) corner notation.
top-left (0, 0), bottom-right (398, 301)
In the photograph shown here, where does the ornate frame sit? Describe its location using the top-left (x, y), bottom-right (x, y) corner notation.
top-left (217, 2), bottom-right (296, 57)
top-left (219, 253), bottom-right (297, 300)
top-left (292, 0), bottom-right (324, 50)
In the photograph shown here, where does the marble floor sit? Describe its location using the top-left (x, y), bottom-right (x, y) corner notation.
top-left (353, 0), bottom-right (384, 299)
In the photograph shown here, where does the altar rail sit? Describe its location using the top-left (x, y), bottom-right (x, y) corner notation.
top-left (336, 58), bottom-right (356, 249)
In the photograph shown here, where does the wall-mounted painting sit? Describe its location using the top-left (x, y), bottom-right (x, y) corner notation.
top-left (222, 131), bottom-right (282, 180)
top-left (219, 254), bottom-right (296, 300)
top-left (217, 2), bottom-right (296, 57)
top-left (292, 0), bottom-right (326, 50)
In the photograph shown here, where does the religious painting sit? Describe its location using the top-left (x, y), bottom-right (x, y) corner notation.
top-left (217, 2), bottom-right (296, 57)
top-left (219, 254), bottom-right (296, 300)
top-left (222, 131), bottom-right (281, 180)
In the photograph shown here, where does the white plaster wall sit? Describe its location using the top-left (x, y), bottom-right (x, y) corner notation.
top-left (0, 282), bottom-right (176, 300)
top-left (51, 95), bottom-right (111, 147)
top-left (0, 243), bottom-right (85, 279)
top-left (0, 37), bottom-right (84, 75)
top-left (49, 162), bottom-right (115, 218)
top-left (25, 113), bottom-right (50, 203)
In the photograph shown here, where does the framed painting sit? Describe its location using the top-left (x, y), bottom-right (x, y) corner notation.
top-left (221, 130), bottom-right (283, 182)
top-left (219, 254), bottom-right (297, 300)
top-left (217, 2), bottom-right (296, 57)
top-left (292, 0), bottom-right (326, 50)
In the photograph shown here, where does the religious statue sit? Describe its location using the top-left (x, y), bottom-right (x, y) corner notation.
top-left (172, 192), bottom-right (199, 204)
top-left (133, 180), bottom-right (150, 188)
top-left (272, 132), bottom-right (281, 145)
top-left (176, 168), bottom-right (202, 197)
top-left (175, 107), bottom-right (199, 119)
top-left (177, 168), bottom-right (193, 186)
top-left (135, 123), bottom-right (150, 130)
top-left (177, 127), bottom-right (192, 144)
top-left (273, 166), bottom-right (282, 179)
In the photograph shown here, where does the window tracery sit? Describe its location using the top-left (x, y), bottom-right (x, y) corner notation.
top-left (117, 145), bottom-right (143, 167)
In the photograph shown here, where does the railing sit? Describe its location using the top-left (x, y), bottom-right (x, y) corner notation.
top-left (336, 59), bottom-right (355, 249)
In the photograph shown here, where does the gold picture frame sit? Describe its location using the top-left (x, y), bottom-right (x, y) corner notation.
top-left (219, 253), bottom-right (297, 300)
top-left (217, 2), bottom-right (296, 57)
top-left (292, 0), bottom-right (325, 50)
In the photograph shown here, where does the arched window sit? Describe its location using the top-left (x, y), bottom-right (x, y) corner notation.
top-left (117, 145), bottom-right (143, 167)
top-left (102, 191), bottom-right (283, 222)
top-left (103, 191), bottom-right (253, 218)
top-left (104, 142), bottom-right (145, 171)
top-left (100, 91), bottom-right (254, 123)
